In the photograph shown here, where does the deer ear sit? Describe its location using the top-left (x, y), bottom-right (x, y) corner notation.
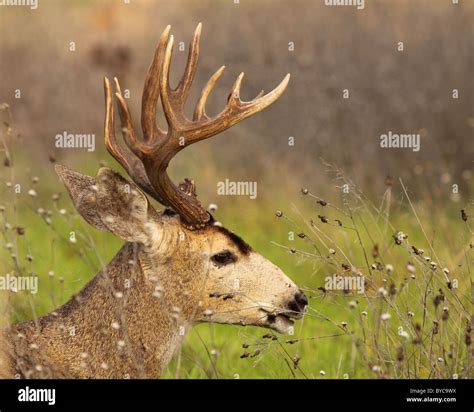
top-left (55, 165), bottom-right (154, 243)
top-left (93, 167), bottom-right (152, 243)
top-left (55, 164), bottom-right (109, 231)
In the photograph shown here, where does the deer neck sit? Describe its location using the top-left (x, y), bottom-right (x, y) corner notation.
top-left (12, 241), bottom-right (195, 378)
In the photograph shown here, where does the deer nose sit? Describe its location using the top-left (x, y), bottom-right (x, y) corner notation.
top-left (288, 290), bottom-right (308, 315)
top-left (295, 291), bottom-right (308, 309)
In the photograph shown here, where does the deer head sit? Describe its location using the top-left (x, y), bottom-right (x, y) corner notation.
top-left (56, 24), bottom-right (306, 335)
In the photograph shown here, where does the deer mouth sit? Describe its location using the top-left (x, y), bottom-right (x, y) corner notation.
top-left (261, 310), bottom-right (299, 334)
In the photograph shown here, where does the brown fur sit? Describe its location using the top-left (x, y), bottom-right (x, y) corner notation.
top-left (0, 166), bottom-right (303, 378)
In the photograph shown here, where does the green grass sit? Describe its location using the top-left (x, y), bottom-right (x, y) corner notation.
top-left (1, 154), bottom-right (471, 379)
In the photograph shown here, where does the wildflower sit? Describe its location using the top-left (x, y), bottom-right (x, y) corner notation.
top-left (318, 215), bottom-right (328, 223)
top-left (406, 263), bottom-right (416, 273)
top-left (293, 355), bottom-right (300, 369)
top-left (27, 189), bottom-right (37, 197)
top-left (275, 210), bottom-right (283, 217)
top-left (381, 313), bottom-right (391, 321)
top-left (398, 330), bottom-right (410, 341)
top-left (378, 287), bottom-right (388, 297)
top-left (396, 347), bottom-right (404, 362)
top-left (348, 300), bottom-right (357, 309)
top-left (442, 268), bottom-right (450, 276)
top-left (208, 203), bottom-right (218, 212)
top-left (319, 370), bottom-right (326, 376)
top-left (407, 311), bottom-right (414, 318)
top-left (341, 321), bottom-right (348, 328)
top-left (412, 246), bottom-right (424, 255)
top-left (361, 311), bottom-right (368, 317)
top-left (328, 248), bottom-right (336, 255)
top-left (442, 307), bottom-right (449, 321)
top-left (385, 264), bottom-right (394, 273)
top-left (317, 199), bottom-right (327, 206)
top-left (394, 232), bottom-right (407, 245)
top-left (301, 188), bottom-right (308, 195)
top-left (372, 365), bottom-right (381, 373)
top-left (430, 262), bottom-right (437, 270)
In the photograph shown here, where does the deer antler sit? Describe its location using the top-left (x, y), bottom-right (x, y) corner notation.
top-left (104, 23), bottom-right (290, 229)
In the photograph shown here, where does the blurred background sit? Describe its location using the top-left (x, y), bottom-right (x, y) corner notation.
top-left (0, 0), bottom-right (472, 379)
top-left (1, 0), bottom-right (473, 199)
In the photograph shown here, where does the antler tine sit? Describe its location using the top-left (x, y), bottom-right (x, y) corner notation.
top-left (175, 23), bottom-right (201, 103)
top-left (141, 25), bottom-right (170, 143)
top-left (184, 72), bottom-right (290, 145)
top-left (114, 77), bottom-right (154, 158)
top-left (103, 77), bottom-right (164, 202)
top-left (160, 33), bottom-right (179, 130)
top-left (194, 65), bottom-right (226, 121)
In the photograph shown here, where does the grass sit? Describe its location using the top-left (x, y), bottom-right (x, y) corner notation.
top-left (1, 113), bottom-right (471, 379)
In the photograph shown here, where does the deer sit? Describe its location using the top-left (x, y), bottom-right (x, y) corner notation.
top-left (0, 24), bottom-right (307, 379)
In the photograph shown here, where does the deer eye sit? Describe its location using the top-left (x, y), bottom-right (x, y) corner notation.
top-left (211, 250), bottom-right (236, 267)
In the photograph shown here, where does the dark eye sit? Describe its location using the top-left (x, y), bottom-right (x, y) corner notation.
top-left (211, 250), bottom-right (236, 267)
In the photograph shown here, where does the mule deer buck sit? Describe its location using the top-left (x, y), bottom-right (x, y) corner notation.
top-left (1, 24), bottom-right (306, 379)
